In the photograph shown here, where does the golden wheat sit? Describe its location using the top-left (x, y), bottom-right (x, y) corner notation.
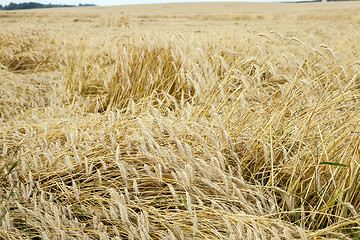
top-left (1, 2), bottom-right (360, 239)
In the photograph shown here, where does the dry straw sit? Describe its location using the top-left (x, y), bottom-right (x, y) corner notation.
top-left (1, 6), bottom-right (360, 239)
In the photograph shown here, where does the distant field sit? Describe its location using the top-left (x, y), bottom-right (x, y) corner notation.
top-left (1, 2), bottom-right (360, 239)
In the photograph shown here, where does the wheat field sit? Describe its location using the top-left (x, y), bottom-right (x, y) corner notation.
top-left (1, 2), bottom-right (360, 239)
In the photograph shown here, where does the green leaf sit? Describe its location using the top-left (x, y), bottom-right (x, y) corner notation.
top-left (6, 160), bottom-right (19, 177)
top-left (192, 102), bottom-right (204, 106)
top-left (350, 229), bottom-right (360, 240)
top-left (319, 162), bottom-right (347, 167)
top-left (182, 194), bottom-right (187, 208)
top-left (327, 187), bottom-right (350, 208)
top-left (73, 205), bottom-right (86, 216)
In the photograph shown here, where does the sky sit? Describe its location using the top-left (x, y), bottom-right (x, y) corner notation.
top-left (0, 0), bottom-right (282, 6)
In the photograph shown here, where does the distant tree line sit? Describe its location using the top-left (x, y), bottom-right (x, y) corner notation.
top-left (295, 0), bottom-right (359, 2)
top-left (0, 2), bottom-right (96, 10)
